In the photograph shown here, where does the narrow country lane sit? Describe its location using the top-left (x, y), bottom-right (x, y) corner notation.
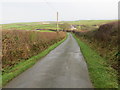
top-left (4, 33), bottom-right (93, 88)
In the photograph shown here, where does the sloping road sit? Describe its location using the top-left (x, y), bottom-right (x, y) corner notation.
top-left (4, 33), bottom-right (93, 88)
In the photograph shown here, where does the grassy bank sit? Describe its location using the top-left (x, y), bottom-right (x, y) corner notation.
top-left (72, 34), bottom-right (118, 88)
top-left (2, 33), bottom-right (67, 86)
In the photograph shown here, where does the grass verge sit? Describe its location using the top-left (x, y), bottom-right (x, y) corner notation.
top-left (2, 33), bottom-right (67, 86)
top-left (72, 33), bottom-right (118, 88)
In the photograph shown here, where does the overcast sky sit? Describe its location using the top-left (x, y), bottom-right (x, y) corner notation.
top-left (0, 0), bottom-right (119, 24)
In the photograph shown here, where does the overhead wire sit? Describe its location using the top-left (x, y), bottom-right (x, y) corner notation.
top-left (44, 0), bottom-right (58, 12)
top-left (44, 0), bottom-right (59, 31)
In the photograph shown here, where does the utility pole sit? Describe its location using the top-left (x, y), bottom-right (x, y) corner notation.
top-left (57, 12), bottom-right (59, 32)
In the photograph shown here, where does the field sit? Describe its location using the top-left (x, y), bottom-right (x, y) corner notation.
top-left (2, 20), bottom-right (115, 31)
top-left (65, 20), bottom-right (117, 31)
top-left (66, 20), bottom-right (116, 25)
top-left (1, 22), bottom-right (60, 30)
